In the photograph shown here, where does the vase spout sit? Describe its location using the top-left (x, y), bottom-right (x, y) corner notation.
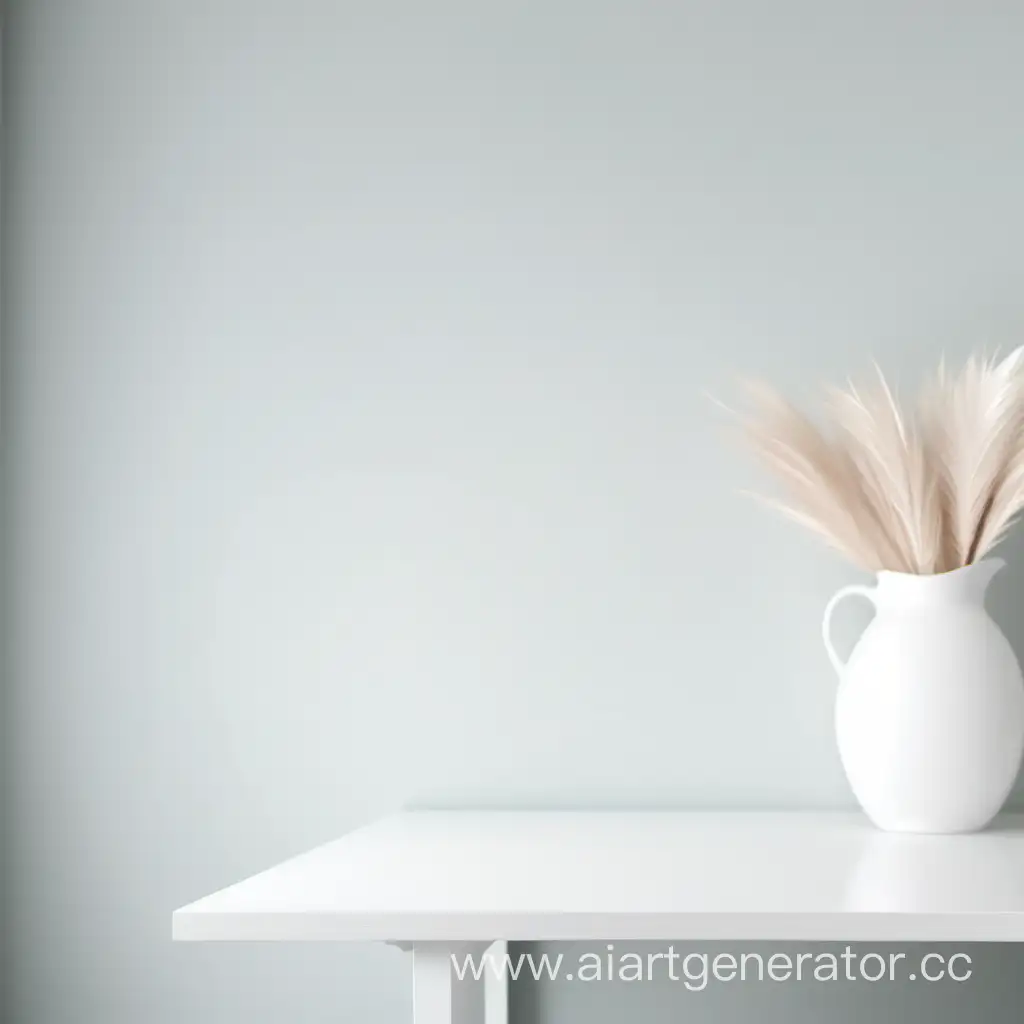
top-left (875, 558), bottom-right (1005, 608)
top-left (967, 557), bottom-right (1006, 598)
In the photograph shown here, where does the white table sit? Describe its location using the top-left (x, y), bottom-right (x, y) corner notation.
top-left (172, 811), bottom-right (1024, 1023)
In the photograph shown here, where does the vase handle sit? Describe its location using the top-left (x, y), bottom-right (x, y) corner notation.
top-left (822, 584), bottom-right (876, 677)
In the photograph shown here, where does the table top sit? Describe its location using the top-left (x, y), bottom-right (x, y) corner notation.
top-left (172, 811), bottom-right (1024, 942)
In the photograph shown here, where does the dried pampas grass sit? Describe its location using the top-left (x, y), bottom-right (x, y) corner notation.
top-left (733, 350), bottom-right (1024, 574)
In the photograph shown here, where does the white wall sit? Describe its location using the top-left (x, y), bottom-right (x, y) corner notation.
top-left (6, 2), bottom-right (1024, 1022)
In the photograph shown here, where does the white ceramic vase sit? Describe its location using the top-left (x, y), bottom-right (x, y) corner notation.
top-left (823, 558), bottom-right (1024, 833)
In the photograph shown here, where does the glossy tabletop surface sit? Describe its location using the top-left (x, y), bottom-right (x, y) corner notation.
top-left (172, 811), bottom-right (1024, 942)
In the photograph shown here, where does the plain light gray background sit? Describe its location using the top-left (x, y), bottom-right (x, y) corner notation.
top-left (6, 1), bottom-right (1024, 1021)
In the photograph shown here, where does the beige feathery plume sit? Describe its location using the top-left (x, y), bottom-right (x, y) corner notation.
top-left (969, 453), bottom-right (1024, 563)
top-left (923, 349), bottom-right (1024, 568)
top-left (826, 367), bottom-right (944, 574)
top-left (733, 349), bottom-right (1024, 575)
top-left (736, 381), bottom-right (907, 572)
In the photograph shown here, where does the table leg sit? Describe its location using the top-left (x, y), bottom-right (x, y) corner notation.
top-left (412, 941), bottom-right (508, 1024)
